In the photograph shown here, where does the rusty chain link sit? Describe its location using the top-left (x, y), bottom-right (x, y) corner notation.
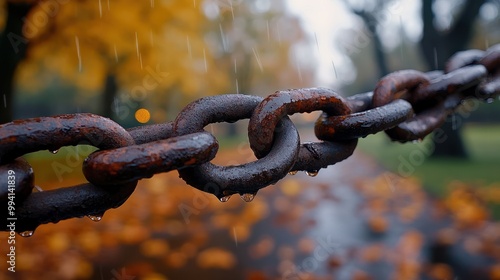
top-left (1, 45), bottom-right (500, 234)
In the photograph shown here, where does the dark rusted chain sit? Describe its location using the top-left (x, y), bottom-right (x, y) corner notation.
top-left (344, 91), bottom-right (373, 112)
top-left (315, 99), bottom-right (414, 141)
top-left (445, 49), bottom-right (485, 73)
top-left (0, 158), bottom-right (34, 205)
top-left (425, 70), bottom-right (445, 80)
top-left (477, 74), bottom-right (500, 99)
top-left (174, 94), bottom-right (300, 200)
top-left (248, 88), bottom-right (357, 172)
top-left (127, 122), bottom-right (174, 144)
top-left (0, 113), bottom-right (135, 164)
top-left (0, 113), bottom-right (138, 232)
top-left (411, 65), bottom-right (488, 104)
top-left (479, 44), bottom-right (500, 74)
top-left (83, 132), bottom-right (218, 186)
top-left (385, 93), bottom-right (464, 142)
top-left (0, 44), bottom-right (498, 233)
top-left (0, 182), bottom-right (137, 232)
top-left (372, 70), bottom-right (430, 108)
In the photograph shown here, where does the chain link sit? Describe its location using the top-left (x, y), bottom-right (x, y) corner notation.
top-left (1, 44), bottom-right (500, 233)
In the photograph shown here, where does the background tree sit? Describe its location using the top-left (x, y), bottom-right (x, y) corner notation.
top-left (341, 0), bottom-right (495, 158)
top-left (420, 0), bottom-right (487, 157)
top-left (0, 0), bottom-right (229, 125)
top-left (0, 1), bottom-right (33, 124)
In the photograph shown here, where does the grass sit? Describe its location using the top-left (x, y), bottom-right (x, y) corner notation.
top-left (357, 123), bottom-right (500, 217)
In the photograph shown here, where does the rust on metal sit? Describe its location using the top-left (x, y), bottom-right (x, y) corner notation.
top-left (127, 122), bottom-right (174, 144)
top-left (174, 94), bottom-right (299, 197)
top-left (372, 70), bottom-right (430, 107)
top-left (344, 91), bottom-right (374, 113)
top-left (0, 44), bottom-right (498, 232)
top-left (479, 44), bottom-right (500, 73)
top-left (83, 132), bottom-right (218, 186)
top-left (412, 65), bottom-right (488, 104)
top-left (0, 158), bottom-right (34, 204)
top-left (248, 88), bottom-right (351, 159)
top-left (0, 182), bottom-right (136, 232)
top-left (445, 49), bottom-right (485, 73)
top-left (0, 113), bottom-right (135, 163)
top-left (315, 99), bottom-right (414, 141)
top-left (385, 105), bottom-right (448, 142)
top-left (291, 140), bottom-right (358, 172)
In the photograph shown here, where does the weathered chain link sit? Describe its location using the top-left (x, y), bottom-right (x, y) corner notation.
top-left (1, 45), bottom-right (499, 233)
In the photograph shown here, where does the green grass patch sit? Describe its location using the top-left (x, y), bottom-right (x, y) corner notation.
top-left (358, 123), bottom-right (500, 217)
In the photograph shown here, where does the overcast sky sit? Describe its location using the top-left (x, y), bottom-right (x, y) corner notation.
top-left (286, 0), bottom-right (422, 87)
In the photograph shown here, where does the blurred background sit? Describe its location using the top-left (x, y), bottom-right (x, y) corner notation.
top-left (1, 0), bottom-right (500, 279)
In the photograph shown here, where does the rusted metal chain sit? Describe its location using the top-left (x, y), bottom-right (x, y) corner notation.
top-left (1, 44), bottom-right (499, 233)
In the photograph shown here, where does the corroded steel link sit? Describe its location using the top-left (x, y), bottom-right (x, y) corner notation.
top-left (0, 182), bottom-right (137, 232)
top-left (0, 113), bottom-right (135, 164)
top-left (0, 158), bottom-right (34, 205)
top-left (291, 140), bottom-right (358, 172)
top-left (425, 70), bottom-right (445, 80)
top-left (385, 93), bottom-right (464, 142)
top-left (411, 65), bottom-right (488, 105)
top-left (315, 99), bottom-right (414, 141)
top-left (247, 88), bottom-right (356, 172)
top-left (83, 132), bottom-right (218, 186)
top-left (344, 92), bottom-right (373, 112)
top-left (372, 70), bottom-right (430, 107)
top-left (445, 49), bottom-right (485, 73)
top-left (0, 45), bottom-right (499, 233)
top-left (174, 94), bottom-right (300, 198)
top-left (479, 44), bottom-right (500, 74)
top-left (384, 105), bottom-right (447, 142)
top-left (127, 122), bottom-right (174, 144)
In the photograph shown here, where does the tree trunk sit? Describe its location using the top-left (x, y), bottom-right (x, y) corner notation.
top-left (0, 3), bottom-right (33, 124)
top-left (102, 73), bottom-right (118, 120)
top-left (353, 9), bottom-right (390, 78)
top-left (419, 0), bottom-right (486, 158)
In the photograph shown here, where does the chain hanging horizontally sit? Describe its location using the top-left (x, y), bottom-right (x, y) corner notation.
top-left (1, 44), bottom-right (499, 234)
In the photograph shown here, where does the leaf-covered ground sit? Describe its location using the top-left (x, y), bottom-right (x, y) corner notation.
top-left (1, 147), bottom-right (500, 280)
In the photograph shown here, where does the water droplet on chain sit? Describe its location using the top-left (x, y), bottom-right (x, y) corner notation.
top-left (19, 231), bottom-right (34, 237)
top-left (240, 193), bottom-right (256, 202)
top-left (219, 195), bottom-right (232, 202)
top-left (49, 149), bottom-right (59, 154)
top-left (288, 170), bottom-right (298, 175)
top-left (305, 170), bottom-right (319, 177)
top-left (87, 215), bottom-right (103, 222)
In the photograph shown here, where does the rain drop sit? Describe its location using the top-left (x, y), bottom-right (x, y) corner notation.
top-left (240, 193), bottom-right (256, 203)
top-left (87, 215), bottom-right (103, 222)
top-left (219, 195), bottom-right (232, 203)
top-left (288, 170), bottom-right (298, 176)
top-left (19, 231), bottom-right (34, 237)
top-left (305, 170), bottom-right (319, 177)
top-left (50, 149), bottom-right (59, 154)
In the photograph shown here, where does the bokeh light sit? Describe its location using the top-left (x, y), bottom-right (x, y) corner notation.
top-left (135, 108), bottom-right (151, 123)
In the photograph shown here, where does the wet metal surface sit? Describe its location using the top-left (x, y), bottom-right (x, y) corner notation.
top-left (0, 181), bottom-right (137, 232)
top-left (315, 99), bottom-right (414, 141)
top-left (0, 158), bottom-right (34, 204)
top-left (248, 88), bottom-right (357, 172)
top-left (83, 132), bottom-right (218, 186)
top-left (0, 113), bottom-right (134, 164)
top-left (174, 94), bottom-right (300, 197)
